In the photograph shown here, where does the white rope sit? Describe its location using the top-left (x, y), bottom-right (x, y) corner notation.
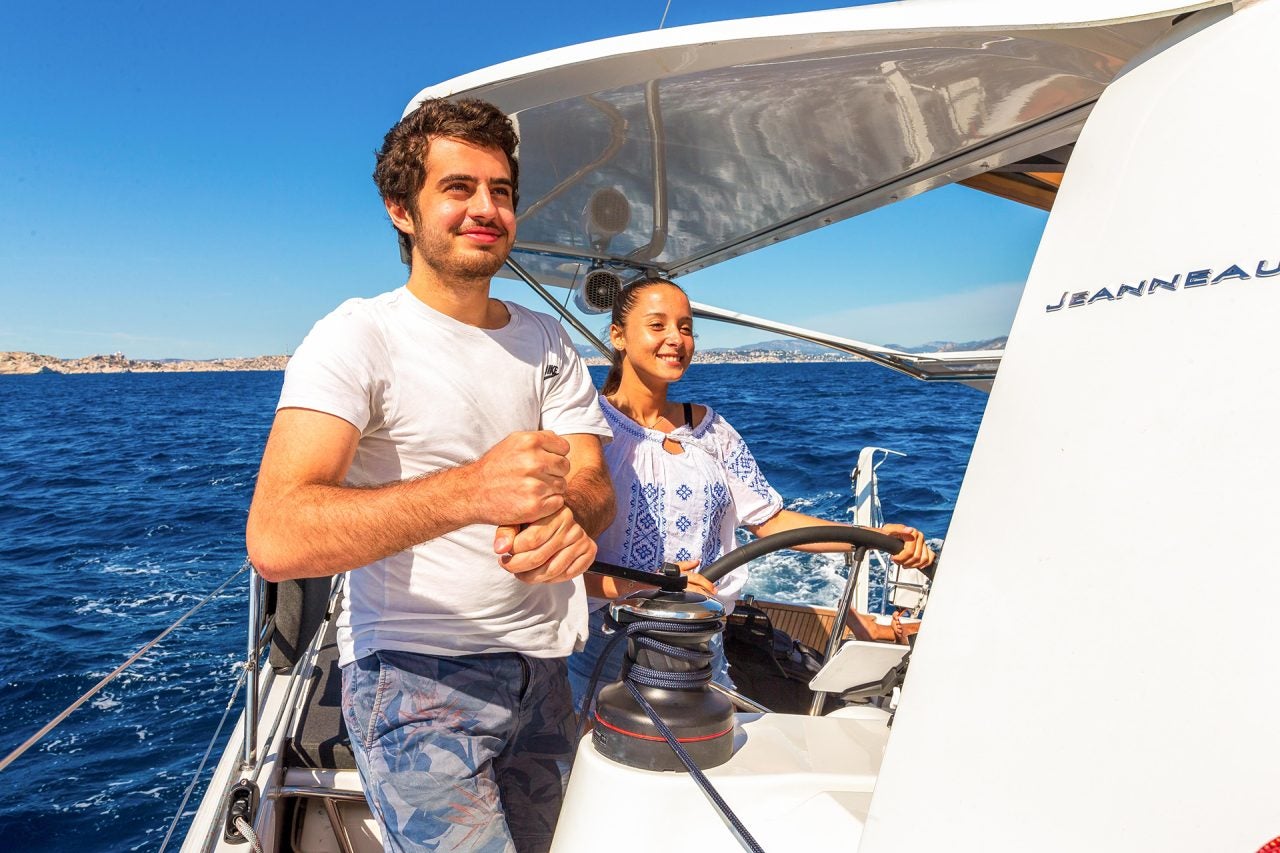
top-left (234, 816), bottom-right (263, 853)
top-left (0, 560), bottom-right (251, 773)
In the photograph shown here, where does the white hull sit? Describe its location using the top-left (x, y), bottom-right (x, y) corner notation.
top-left (553, 707), bottom-right (891, 852)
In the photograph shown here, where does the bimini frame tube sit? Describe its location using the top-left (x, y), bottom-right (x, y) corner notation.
top-left (691, 300), bottom-right (1001, 388)
top-left (504, 256), bottom-right (611, 357)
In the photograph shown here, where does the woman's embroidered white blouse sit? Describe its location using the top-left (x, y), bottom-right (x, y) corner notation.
top-left (593, 396), bottom-right (783, 610)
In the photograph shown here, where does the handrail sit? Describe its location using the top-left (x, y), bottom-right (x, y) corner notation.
top-left (244, 569), bottom-right (262, 771)
top-left (691, 300), bottom-right (1002, 387)
top-left (809, 549), bottom-right (863, 716)
top-left (0, 560), bottom-right (251, 774)
top-left (271, 787), bottom-right (368, 802)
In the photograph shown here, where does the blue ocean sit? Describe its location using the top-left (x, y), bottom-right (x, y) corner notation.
top-left (0, 363), bottom-right (986, 850)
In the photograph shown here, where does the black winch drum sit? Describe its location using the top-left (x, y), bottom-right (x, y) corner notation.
top-left (591, 590), bottom-right (736, 772)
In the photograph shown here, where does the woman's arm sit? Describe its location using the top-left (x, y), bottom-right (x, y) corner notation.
top-left (746, 509), bottom-right (934, 568)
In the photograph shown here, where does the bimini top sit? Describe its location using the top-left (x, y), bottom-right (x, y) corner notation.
top-left (405, 0), bottom-right (1226, 292)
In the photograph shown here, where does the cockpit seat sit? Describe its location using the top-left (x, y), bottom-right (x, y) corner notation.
top-left (264, 576), bottom-right (357, 771)
top-left (283, 616), bottom-right (356, 770)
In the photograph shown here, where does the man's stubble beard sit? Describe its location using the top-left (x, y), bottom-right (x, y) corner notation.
top-left (413, 228), bottom-right (509, 285)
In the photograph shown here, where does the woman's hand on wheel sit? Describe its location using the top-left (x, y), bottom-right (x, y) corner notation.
top-left (877, 523), bottom-right (934, 569)
top-left (673, 559), bottom-right (718, 597)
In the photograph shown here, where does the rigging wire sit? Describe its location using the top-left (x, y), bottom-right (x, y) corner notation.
top-left (156, 660), bottom-right (250, 853)
top-left (0, 560), bottom-right (251, 774)
top-left (659, 0), bottom-right (673, 29)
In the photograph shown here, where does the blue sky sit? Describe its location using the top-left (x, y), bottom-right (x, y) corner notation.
top-left (1, 1), bottom-right (1047, 359)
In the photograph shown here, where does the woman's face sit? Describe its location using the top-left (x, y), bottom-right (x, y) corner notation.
top-left (611, 284), bottom-right (695, 387)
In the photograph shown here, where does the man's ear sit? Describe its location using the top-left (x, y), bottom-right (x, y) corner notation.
top-left (385, 198), bottom-right (415, 236)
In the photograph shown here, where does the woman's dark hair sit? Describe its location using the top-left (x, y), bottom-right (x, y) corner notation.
top-left (373, 98), bottom-right (520, 261)
top-left (601, 277), bottom-right (689, 395)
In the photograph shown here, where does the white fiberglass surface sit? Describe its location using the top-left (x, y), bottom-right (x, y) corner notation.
top-left (552, 712), bottom-right (889, 852)
top-left (863, 5), bottom-right (1280, 850)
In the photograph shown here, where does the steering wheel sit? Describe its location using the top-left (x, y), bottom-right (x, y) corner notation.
top-left (700, 525), bottom-right (929, 705)
top-left (700, 525), bottom-right (917, 583)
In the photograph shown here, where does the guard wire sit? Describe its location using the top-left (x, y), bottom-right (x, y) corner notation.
top-left (0, 560), bottom-right (251, 774)
top-left (157, 661), bottom-right (250, 852)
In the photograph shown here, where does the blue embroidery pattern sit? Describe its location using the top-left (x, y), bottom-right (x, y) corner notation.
top-left (621, 479), bottom-right (665, 570)
top-left (699, 482), bottom-right (731, 569)
top-left (724, 440), bottom-right (774, 502)
top-left (602, 401), bottom-right (663, 444)
top-left (599, 401), bottom-right (779, 580)
top-left (604, 407), bottom-right (648, 441)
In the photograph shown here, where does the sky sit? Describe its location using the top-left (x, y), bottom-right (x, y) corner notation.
top-left (0, 0), bottom-right (1049, 360)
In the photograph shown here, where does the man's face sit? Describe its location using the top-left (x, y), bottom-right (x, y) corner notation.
top-left (407, 137), bottom-right (517, 281)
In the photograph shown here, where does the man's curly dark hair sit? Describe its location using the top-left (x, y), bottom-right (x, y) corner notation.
top-left (373, 98), bottom-right (520, 262)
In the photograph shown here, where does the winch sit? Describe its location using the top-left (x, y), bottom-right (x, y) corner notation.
top-left (590, 588), bottom-right (735, 772)
top-left (584, 526), bottom-right (916, 774)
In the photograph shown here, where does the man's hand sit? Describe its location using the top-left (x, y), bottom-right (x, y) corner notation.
top-left (468, 430), bottom-right (570, 526)
top-left (878, 523), bottom-right (935, 569)
top-left (494, 506), bottom-right (596, 584)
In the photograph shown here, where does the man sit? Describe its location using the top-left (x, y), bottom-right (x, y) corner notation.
top-left (246, 98), bottom-right (615, 853)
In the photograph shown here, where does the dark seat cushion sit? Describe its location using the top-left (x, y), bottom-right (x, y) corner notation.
top-left (269, 577), bottom-right (332, 672)
top-left (283, 617), bottom-right (356, 770)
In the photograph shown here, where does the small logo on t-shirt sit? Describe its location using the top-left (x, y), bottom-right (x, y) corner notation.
top-left (543, 364), bottom-right (561, 379)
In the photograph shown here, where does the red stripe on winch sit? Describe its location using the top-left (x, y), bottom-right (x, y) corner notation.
top-left (593, 714), bottom-right (732, 743)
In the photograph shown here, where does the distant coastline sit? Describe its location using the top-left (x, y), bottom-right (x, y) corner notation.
top-left (2, 336), bottom-right (1004, 376)
top-left (0, 349), bottom-right (859, 375)
top-left (0, 351), bottom-right (291, 375)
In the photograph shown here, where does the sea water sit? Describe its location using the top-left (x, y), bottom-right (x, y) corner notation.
top-left (0, 363), bottom-right (985, 850)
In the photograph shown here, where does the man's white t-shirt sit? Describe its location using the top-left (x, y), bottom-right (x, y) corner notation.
top-left (277, 287), bottom-right (611, 666)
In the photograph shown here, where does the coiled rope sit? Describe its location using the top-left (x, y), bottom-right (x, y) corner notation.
top-left (0, 560), bottom-right (251, 774)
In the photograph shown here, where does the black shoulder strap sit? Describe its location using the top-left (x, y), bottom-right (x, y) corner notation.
top-left (683, 402), bottom-right (694, 427)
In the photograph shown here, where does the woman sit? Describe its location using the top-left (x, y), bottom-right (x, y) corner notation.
top-left (571, 278), bottom-right (935, 709)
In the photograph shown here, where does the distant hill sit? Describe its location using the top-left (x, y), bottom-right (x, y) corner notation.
top-left (883, 337), bottom-right (1008, 353)
top-left (573, 336), bottom-right (1006, 361)
top-left (709, 339), bottom-right (833, 354)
